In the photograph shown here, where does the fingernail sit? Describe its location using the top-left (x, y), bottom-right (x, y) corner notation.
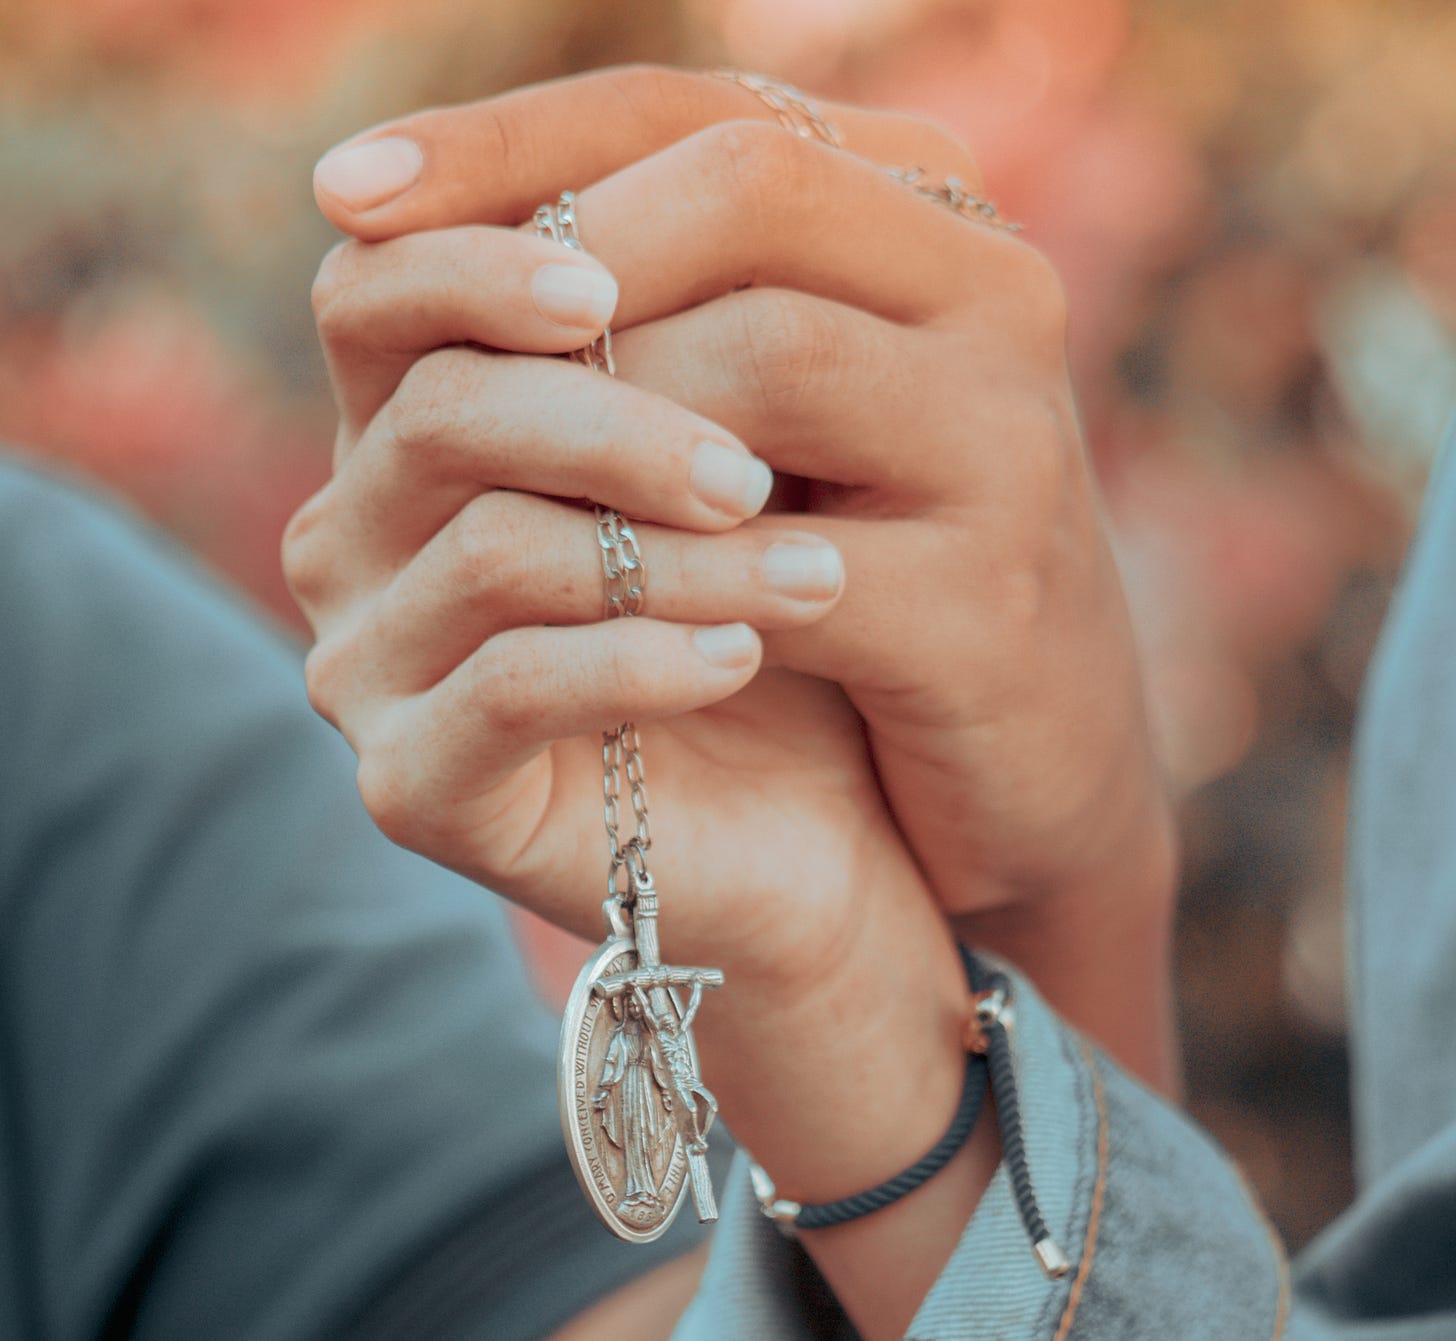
top-left (762, 537), bottom-right (844, 601)
top-left (531, 263), bottom-right (619, 328)
top-left (314, 136), bottom-right (423, 211)
top-left (693, 623), bottom-right (759, 669)
top-left (690, 441), bottom-right (774, 517)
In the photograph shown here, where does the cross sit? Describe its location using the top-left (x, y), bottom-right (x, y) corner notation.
top-left (592, 879), bottom-right (723, 1221)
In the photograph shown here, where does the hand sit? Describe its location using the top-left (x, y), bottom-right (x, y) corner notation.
top-left (285, 79), bottom-right (979, 1235)
top-left (307, 66), bottom-right (1178, 1083)
top-left (289, 73), bottom-right (1030, 1340)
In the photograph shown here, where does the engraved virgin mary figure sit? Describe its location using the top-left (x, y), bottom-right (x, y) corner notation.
top-left (591, 989), bottom-right (671, 1210)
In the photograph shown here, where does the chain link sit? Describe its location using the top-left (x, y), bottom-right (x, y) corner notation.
top-left (601, 723), bottom-right (651, 891)
top-left (534, 191), bottom-right (615, 374)
top-left (712, 69), bottom-right (845, 148)
top-left (595, 506), bottom-right (645, 618)
top-left (597, 559), bottom-right (651, 900)
top-left (886, 166), bottom-right (1023, 234)
top-left (534, 192), bottom-right (650, 907)
top-left (709, 73), bottom-right (1019, 234)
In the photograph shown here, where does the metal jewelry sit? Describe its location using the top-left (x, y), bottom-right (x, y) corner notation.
top-left (595, 507), bottom-right (644, 619)
top-left (712, 69), bottom-right (844, 148)
top-left (743, 947), bottom-right (1070, 1278)
top-left (887, 165), bottom-right (1023, 234)
top-left (533, 191), bottom-right (614, 375)
top-left (712, 73), bottom-right (1018, 233)
top-left (534, 192), bottom-right (724, 1243)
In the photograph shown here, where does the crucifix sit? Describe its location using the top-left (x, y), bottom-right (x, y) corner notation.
top-left (591, 877), bottom-right (724, 1223)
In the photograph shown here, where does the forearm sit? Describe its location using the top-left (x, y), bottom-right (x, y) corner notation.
top-left (956, 774), bottom-right (1181, 1098)
top-left (797, 859), bottom-right (1180, 1341)
top-left (693, 839), bottom-right (998, 1341)
top-left (799, 1116), bottom-right (1002, 1341)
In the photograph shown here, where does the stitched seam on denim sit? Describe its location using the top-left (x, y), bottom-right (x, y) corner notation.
top-left (1051, 1043), bottom-right (1108, 1341)
top-left (1031, 1021), bottom-right (1095, 1336)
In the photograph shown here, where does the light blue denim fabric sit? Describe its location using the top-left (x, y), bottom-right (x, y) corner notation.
top-left (673, 415), bottom-right (1456, 1340)
top-left (0, 458), bottom-right (711, 1341)
top-left (675, 969), bottom-right (1287, 1341)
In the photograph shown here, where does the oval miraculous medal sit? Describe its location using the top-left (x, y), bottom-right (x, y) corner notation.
top-left (558, 924), bottom-right (720, 1243)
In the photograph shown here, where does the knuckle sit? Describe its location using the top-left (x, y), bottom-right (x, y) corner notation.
top-left (449, 491), bottom-right (518, 588)
top-left (302, 637), bottom-right (350, 725)
top-left (469, 643), bottom-right (546, 738)
top-left (705, 118), bottom-right (801, 229)
top-left (451, 493), bottom-right (582, 618)
top-left (310, 242), bottom-right (355, 339)
top-left (280, 487), bottom-right (333, 608)
top-left (355, 748), bottom-right (420, 848)
top-left (738, 291), bottom-right (841, 419)
top-left (355, 707), bottom-right (473, 854)
top-left (385, 349), bottom-right (475, 464)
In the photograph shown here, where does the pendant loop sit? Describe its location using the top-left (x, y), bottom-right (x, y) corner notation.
top-left (608, 836), bottom-right (652, 905)
top-left (602, 896), bottom-right (632, 940)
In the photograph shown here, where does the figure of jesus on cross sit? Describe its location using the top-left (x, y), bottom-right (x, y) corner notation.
top-left (592, 880), bottom-right (723, 1222)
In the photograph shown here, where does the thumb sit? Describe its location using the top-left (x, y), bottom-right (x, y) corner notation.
top-left (311, 64), bottom-right (936, 243)
top-left (312, 66), bottom-right (734, 241)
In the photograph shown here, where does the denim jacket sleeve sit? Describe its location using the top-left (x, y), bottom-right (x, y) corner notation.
top-left (671, 420), bottom-right (1456, 1341)
top-left (674, 966), bottom-right (1292, 1341)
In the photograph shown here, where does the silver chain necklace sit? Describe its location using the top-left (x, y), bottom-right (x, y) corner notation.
top-left (536, 193), bottom-right (724, 1243)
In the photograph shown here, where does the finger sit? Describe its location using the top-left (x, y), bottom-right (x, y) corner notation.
top-left (285, 347), bottom-right (776, 608)
top-left (361, 617), bottom-right (761, 869)
top-left (336, 491), bottom-right (845, 696)
top-left (432, 617), bottom-right (761, 762)
top-left (524, 119), bottom-right (1019, 329)
top-left (611, 288), bottom-right (950, 493)
top-left (313, 228), bottom-right (619, 432)
top-left (335, 342), bottom-right (772, 539)
top-left (753, 511), bottom-right (1017, 696)
top-left (313, 65), bottom-right (981, 240)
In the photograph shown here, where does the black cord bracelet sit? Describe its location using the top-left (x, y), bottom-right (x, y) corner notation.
top-left (747, 945), bottom-right (991, 1230)
top-left (797, 1039), bottom-right (989, 1229)
top-left (746, 946), bottom-right (1070, 1277)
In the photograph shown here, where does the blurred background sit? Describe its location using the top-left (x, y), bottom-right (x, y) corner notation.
top-left (4, 0), bottom-right (1455, 1251)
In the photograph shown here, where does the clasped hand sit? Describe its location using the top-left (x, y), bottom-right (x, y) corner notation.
top-left (284, 66), bottom-right (1176, 1254)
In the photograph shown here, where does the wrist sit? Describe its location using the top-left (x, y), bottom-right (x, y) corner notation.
top-left (700, 903), bottom-right (1005, 1341)
top-left (953, 794), bottom-right (1180, 1094)
top-left (800, 1101), bottom-right (1002, 1341)
top-left (763, 950), bottom-right (1046, 1341)
top-left (692, 860), bottom-right (970, 1206)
